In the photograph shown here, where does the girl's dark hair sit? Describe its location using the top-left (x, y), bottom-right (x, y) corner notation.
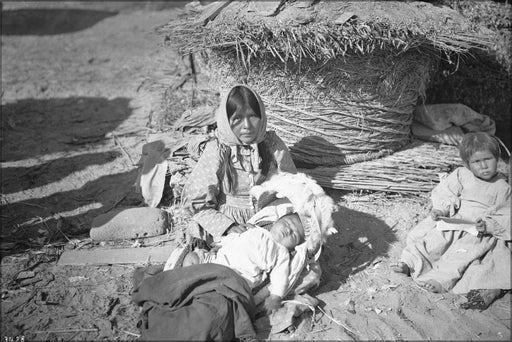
top-left (459, 132), bottom-right (500, 163)
top-left (221, 86), bottom-right (272, 193)
top-left (226, 86), bottom-right (261, 120)
top-left (221, 141), bottom-right (273, 194)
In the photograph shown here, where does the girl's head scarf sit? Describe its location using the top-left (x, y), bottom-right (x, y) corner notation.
top-left (216, 84), bottom-right (267, 146)
top-left (215, 84), bottom-right (267, 175)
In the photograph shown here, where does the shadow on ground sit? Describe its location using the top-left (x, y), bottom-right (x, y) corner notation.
top-left (315, 204), bottom-right (398, 294)
top-left (0, 96), bottom-right (141, 257)
top-left (1, 8), bottom-right (118, 35)
top-left (1, 96), bottom-right (132, 162)
top-left (0, 168), bottom-right (141, 258)
top-left (1, 151), bottom-right (122, 194)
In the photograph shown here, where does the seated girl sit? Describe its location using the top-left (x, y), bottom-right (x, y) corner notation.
top-left (392, 132), bottom-right (510, 309)
top-left (181, 84), bottom-right (296, 246)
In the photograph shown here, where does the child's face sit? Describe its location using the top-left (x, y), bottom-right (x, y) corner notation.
top-left (229, 107), bottom-right (261, 144)
top-left (270, 214), bottom-right (304, 250)
top-left (466, 149), bottom-right (498, 181)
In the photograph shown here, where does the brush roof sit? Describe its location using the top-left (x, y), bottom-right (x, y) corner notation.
top-left (162, 0), bottom-right (493, 62)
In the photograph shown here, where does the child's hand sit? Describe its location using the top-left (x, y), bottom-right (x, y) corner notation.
top-left (431, 209), bottom-right (444, 221)
top-left (263, 294), bottom-right (282, 314)
top-left (475, 218), bottom-right (487, 233)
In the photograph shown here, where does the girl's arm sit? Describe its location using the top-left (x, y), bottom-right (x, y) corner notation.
top-left (431, 167), bottom-right (464, 216)
top-left (182, 140), bottom-right (235, 237)
top-left (484, 185), bottom-right (511, 241)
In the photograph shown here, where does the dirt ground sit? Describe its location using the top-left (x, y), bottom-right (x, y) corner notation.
top-left (1, 1), bottom-right (510, 341)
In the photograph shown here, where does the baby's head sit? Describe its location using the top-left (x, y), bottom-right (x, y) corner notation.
top-left (459, 132), bottom-right (500, 181)
top-left (269, 213), bottom-right (305, 251)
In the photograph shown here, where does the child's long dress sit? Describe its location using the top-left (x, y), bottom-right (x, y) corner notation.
top-left (400, 167), bottom-right (510, 293)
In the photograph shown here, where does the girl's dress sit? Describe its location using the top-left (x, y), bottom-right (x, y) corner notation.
top-left (182, 85), bottom-right (296, 242)
top-left (400, 167), bottom-right (510, 293)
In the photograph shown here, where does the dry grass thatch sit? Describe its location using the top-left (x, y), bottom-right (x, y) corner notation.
top-left (199, 49), bottom-right (433, 165)
top-left (163, 0), bottom-right (494, 62)
top-left (160, 0), bottom-right (494, 168)
top-left (300, 139), bottom-right (463, 194)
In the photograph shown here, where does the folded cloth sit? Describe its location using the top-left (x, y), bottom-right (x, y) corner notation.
top-left (412, 103), bottom-right (496, 145)
top-left (132, 263), bottom-right (257, 341)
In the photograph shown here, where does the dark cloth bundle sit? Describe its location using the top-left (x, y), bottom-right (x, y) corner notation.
top-left (132, 263), bottom-right (257, 341)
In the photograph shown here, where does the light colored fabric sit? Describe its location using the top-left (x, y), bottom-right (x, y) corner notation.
top-left (431, 167), bottom-right (510, 240)
top-left (182, 131), bottom-right (297, 238)
top-left (246, 197), bottom-right (323, 296)
top-left (411, 122), bottom-right (465, 146)
top-left (412, 103), bottom-right (496, 145)
top-left (138, 131), bottom-right (198, 207)
top-left (249, 172), bottom-right (338, 256)
top-left (400, 166), bottom-right (511, 293)
top-left (247, 198), bottom-right (295, 226)
top-left (212, 227), bottom-right (291, 297)
top-left (452, 239), bottom-right (511, 293)
top-left (138, 140), bottom-right (169, 207)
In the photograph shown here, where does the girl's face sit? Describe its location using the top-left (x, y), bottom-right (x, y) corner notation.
top-left (270, 214), bottom-right (304, 250)
top-left (466, 149), bottom-right (498, 181)
top-left (229, 106), bottom-right (261, 145)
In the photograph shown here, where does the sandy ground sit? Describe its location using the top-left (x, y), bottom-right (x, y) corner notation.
top-left (1, 2), bottom-right (510, 341)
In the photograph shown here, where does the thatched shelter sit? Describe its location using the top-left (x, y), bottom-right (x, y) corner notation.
top-left (160, 0), bottom-right (497, 193)
top-left (426, 0), bottom-right (511, 150)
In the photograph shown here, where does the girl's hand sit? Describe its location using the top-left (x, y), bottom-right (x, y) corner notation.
top-left (475, 218), bottom-right (487, 233)
top-left (431, 209), bottom-right (444, 221)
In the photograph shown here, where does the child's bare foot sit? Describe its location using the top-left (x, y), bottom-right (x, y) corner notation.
top-left (391, 262), bottom-right (411, 276)
top-left (418, 279), bottom-right (444, 293)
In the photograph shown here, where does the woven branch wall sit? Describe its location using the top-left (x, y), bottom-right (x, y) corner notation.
top-left (197, 48), bottom-right (434, 166)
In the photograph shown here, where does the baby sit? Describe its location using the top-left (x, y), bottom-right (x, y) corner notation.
top-left (179, 212), bottom-right (305, 313)
top-left (393, 132), bottom-right (510, 302)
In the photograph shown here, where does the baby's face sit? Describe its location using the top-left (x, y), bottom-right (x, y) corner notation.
top-left (270, 214), bottom-right (304, 250)
top-left (467, 149), bottom-right (498, 181)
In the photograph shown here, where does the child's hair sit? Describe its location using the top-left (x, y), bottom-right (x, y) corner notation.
top-left (222, 86), bottom-right (272, 193)
top-left (276, 213), bottom-right (305, 243)
top-left (459, 132), bottom-right (500, 163)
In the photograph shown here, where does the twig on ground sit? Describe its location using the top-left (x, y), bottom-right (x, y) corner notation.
top-left (8, 259), bottom-right (44, 287)
top-left (103, 194), bottom-right (128, 213)
top-left (5, 290), bottom-right (38, 314)
top-left (34, 328), bottom-right (99, 334)
top-left (64, 331), bottom-right (80, 342)
top-left (53, 216), bottom-right (71, 243)
top-left (112, 133), bottom-right (136, 166)
top-left (121, 330), bottom-right (141, 338)
top-left (317, 306), bottom-right (358, 336)
top-left (310, 327), bottom-right (331, 334)
top-left (18, 201), bottom-right (48, 209)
